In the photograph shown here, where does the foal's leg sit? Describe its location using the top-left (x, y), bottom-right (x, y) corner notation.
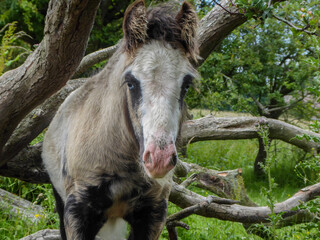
top-left (126, 198), bottom-right (167, 240)
top-left (63, 183), bottom-right (113, 240)
top-left (52, 187), bottom-right (67, 240)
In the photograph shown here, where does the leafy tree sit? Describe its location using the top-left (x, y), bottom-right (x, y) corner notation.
top-left (0, 0), bottom-right (47, 45)
top-left (188, 18), bottom-right (317, 115)
top-left (186, 1), bottom-right (319, 174)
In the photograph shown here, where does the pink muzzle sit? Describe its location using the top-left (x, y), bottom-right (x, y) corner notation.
top-left (143, 142), bottom-right (177, 178)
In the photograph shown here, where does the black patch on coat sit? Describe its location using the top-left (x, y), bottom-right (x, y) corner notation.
top-left (64, 179), bottom-right (114, 240)
top-left (52, 186), bottom-right (67, 240)
top-left (123, 71), bottom-right (144, 156)
top-left (179, 74), bottom-right (193, 108)
top-left (124, 93), bottom-right (139, 147)
top-left (125, 198), bottom-right (167, 239)
top-left (124, 71), bottom-right (142, 110)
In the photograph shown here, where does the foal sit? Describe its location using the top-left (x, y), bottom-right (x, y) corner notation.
top-left (42, 1), bottom-right (199, 239)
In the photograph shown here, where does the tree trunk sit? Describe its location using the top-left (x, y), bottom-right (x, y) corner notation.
top-left (254, 137), bottom-right (268, 177)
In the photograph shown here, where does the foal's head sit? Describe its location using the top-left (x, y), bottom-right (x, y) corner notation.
top-left (122, 0), bottom-right (198, 178)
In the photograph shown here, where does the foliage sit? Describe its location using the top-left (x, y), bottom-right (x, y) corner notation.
top-left (234, 0), bottom-right (320, 37)
top-left (0, 22), bottom-right (32, 75)
top-left (187, 17), bottom-right (318, 120)
top-left (0, 0), bottom-right (47, 45)
top-left (0, 177), bottom-right (59, 240)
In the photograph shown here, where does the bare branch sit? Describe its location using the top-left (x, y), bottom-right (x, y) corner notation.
top-left (268, 97), bottom-right (304, 113)
top-left (212, 0), bottom-right (241, 15)
top-left (170, 181), bottom-right (320, 223)
top-left (73, 43), bottom-right (120, 78)
top-left (19, 229), bottom-right (61, 240)
top-left (273, 14), bottom-right (320, 37)
top-left (181, 116), bottom-right (320, 152)
top-left (251, 95), bottom-right (271, 115)
top-left (0, 188), bottom-right (45, 222)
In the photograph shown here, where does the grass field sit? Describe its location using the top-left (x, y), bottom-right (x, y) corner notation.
top-left (0, 111), bottom-right (319, 240)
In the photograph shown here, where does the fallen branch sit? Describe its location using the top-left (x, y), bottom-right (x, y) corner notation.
top-left (0, 143), bottom-right (49, 184)
top-left (170, 182), bottom-right (320, 224)
top-left (19, 229), bottom-right (101, 240)
top-left (73, 43), bottom-right (120, 78)
top-left (0, 188), bottom-right (45, 222)
top-left (181, 116), bottom-right (320, 152)
top-left (176, 162), bottom-right (256, 206)
top-left (166, 195), bottom-right (239, 240)
top-left (19, 229), bottom-right (61, 240)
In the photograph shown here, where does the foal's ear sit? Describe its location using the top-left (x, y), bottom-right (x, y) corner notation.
top-left (176, 2), bottom-right (199, 61)
top-left (123, 0), bottom-right (147, 54)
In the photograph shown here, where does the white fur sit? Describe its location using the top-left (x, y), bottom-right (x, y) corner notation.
top-left (97, 218), bottom-right (127, 240)
top-left (129, 40), bottom-right (196, 149)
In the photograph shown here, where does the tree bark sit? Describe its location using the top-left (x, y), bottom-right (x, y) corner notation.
top-left (177, 162), bottom-right (257, 206)
top-left (2, 79), bottom-right (87, 164)
top-left (0, 0), bottom-right (101, 166)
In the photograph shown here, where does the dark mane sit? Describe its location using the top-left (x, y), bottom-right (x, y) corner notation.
top-left (146, 3), bottom-right (198, 59)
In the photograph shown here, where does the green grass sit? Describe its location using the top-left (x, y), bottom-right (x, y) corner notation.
top-left (0, 177), bottom-right (59, 240)
top-left (0, 116), bottom-right (319, 239)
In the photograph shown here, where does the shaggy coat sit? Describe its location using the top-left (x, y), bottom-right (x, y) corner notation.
top-left (42, 1), bottom-right (199, 239)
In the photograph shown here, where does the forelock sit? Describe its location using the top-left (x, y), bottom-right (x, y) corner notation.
top-left (146, 3), bottom-right (193, 56)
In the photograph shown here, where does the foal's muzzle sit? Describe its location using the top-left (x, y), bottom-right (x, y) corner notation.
top-left (143, 142), bottom-right (177, 178)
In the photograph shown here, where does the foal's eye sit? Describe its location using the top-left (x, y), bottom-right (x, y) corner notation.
top-left (127, 82), bottom-right (134, 90)
top-left (181, 75), bottom-right (193, 99)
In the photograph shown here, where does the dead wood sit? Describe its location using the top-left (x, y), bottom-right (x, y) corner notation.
top-left (181, 116), bottom-right (320, 152)
top-left (170, 182), bottom-right (320, 223)
top-left (19, 230), bottom-right (61, 240)
top-left (0, 188), bottom-right (45, 222)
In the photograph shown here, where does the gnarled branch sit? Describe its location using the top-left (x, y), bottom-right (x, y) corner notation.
top-left (0, 0), bottom-right (101, 166)
top-left (169, 181), bottom-right (320, 223)
top-left (181, 116), bottom-right (320, 152)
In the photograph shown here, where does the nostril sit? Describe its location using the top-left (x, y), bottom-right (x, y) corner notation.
top-left (171, 154), bottom-right (177, 166)
top-left (143, 150), bottom-right (152, 164)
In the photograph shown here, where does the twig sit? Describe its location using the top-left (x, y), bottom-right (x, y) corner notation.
top-left (272, 14), bottom-right (320, 37)
top-left (212, 0), bottom-right (241, 15)
top-left (180, 173), bottom-right (198, 188)
top-left (268, 97), bottom-right (304, 113)
top-left (167, 195), bottom-right (239, 224)
top-left (251, 95), bottom-right (271, 115)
